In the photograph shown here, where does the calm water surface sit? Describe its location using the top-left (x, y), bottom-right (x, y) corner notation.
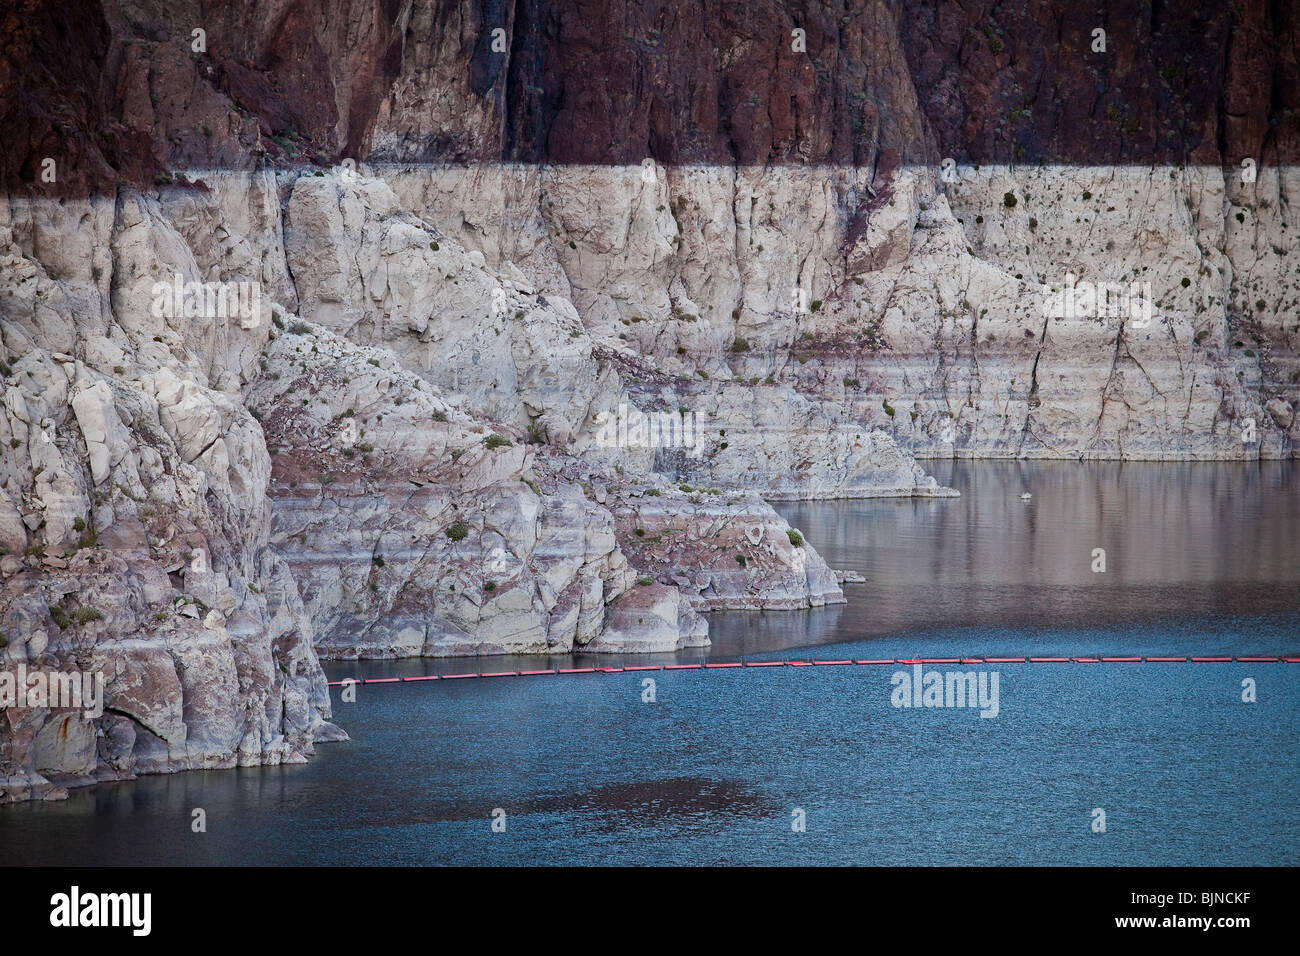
top-left (2, 462), bottom-right (1297, 865)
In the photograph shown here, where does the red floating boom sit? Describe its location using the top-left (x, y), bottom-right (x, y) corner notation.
top-left (327, 651), bottom-right (1296, 689)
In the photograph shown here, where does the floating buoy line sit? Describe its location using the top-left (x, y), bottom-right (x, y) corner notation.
top-left (327, 655), bottom-right (1299, 687)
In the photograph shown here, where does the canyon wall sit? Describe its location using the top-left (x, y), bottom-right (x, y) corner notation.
top-left (7, 0), bottom-right (1292, 457)
top-left (2, 0), bottom-right (1297, 799)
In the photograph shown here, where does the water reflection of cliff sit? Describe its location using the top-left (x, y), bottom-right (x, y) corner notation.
top-left (710, 461), bottom-right (1299, 654)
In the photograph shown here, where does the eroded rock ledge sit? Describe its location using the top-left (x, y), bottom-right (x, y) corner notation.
top-left (247, 319), bottom-right (844, 660)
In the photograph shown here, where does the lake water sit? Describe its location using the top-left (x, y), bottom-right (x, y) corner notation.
top-left (2, 461), bottom-right (1297, 865)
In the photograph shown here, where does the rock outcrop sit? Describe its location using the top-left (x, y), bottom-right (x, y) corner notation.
top-left (248, 194), bottom-right (848, 656)
top-left (0, 186), bottom-right (341, 804)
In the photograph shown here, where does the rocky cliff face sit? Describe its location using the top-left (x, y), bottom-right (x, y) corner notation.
top-left (0, 181), bottom-right (343, 802)
top-left (0, 165), bottom-right (849, 800)
top-left (2, 0), bottom-right (1297, 799)
top-left (383, 159), bottom-right (1297, 461)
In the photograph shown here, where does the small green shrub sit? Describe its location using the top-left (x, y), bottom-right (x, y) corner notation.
top-left (446, 522), bottom-right (469, 542)
top-left (78, 524), bottom-right (98, 549)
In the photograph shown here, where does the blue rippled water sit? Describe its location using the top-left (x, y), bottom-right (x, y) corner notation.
top-left (2, 461), bottom-right (1297, 865)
